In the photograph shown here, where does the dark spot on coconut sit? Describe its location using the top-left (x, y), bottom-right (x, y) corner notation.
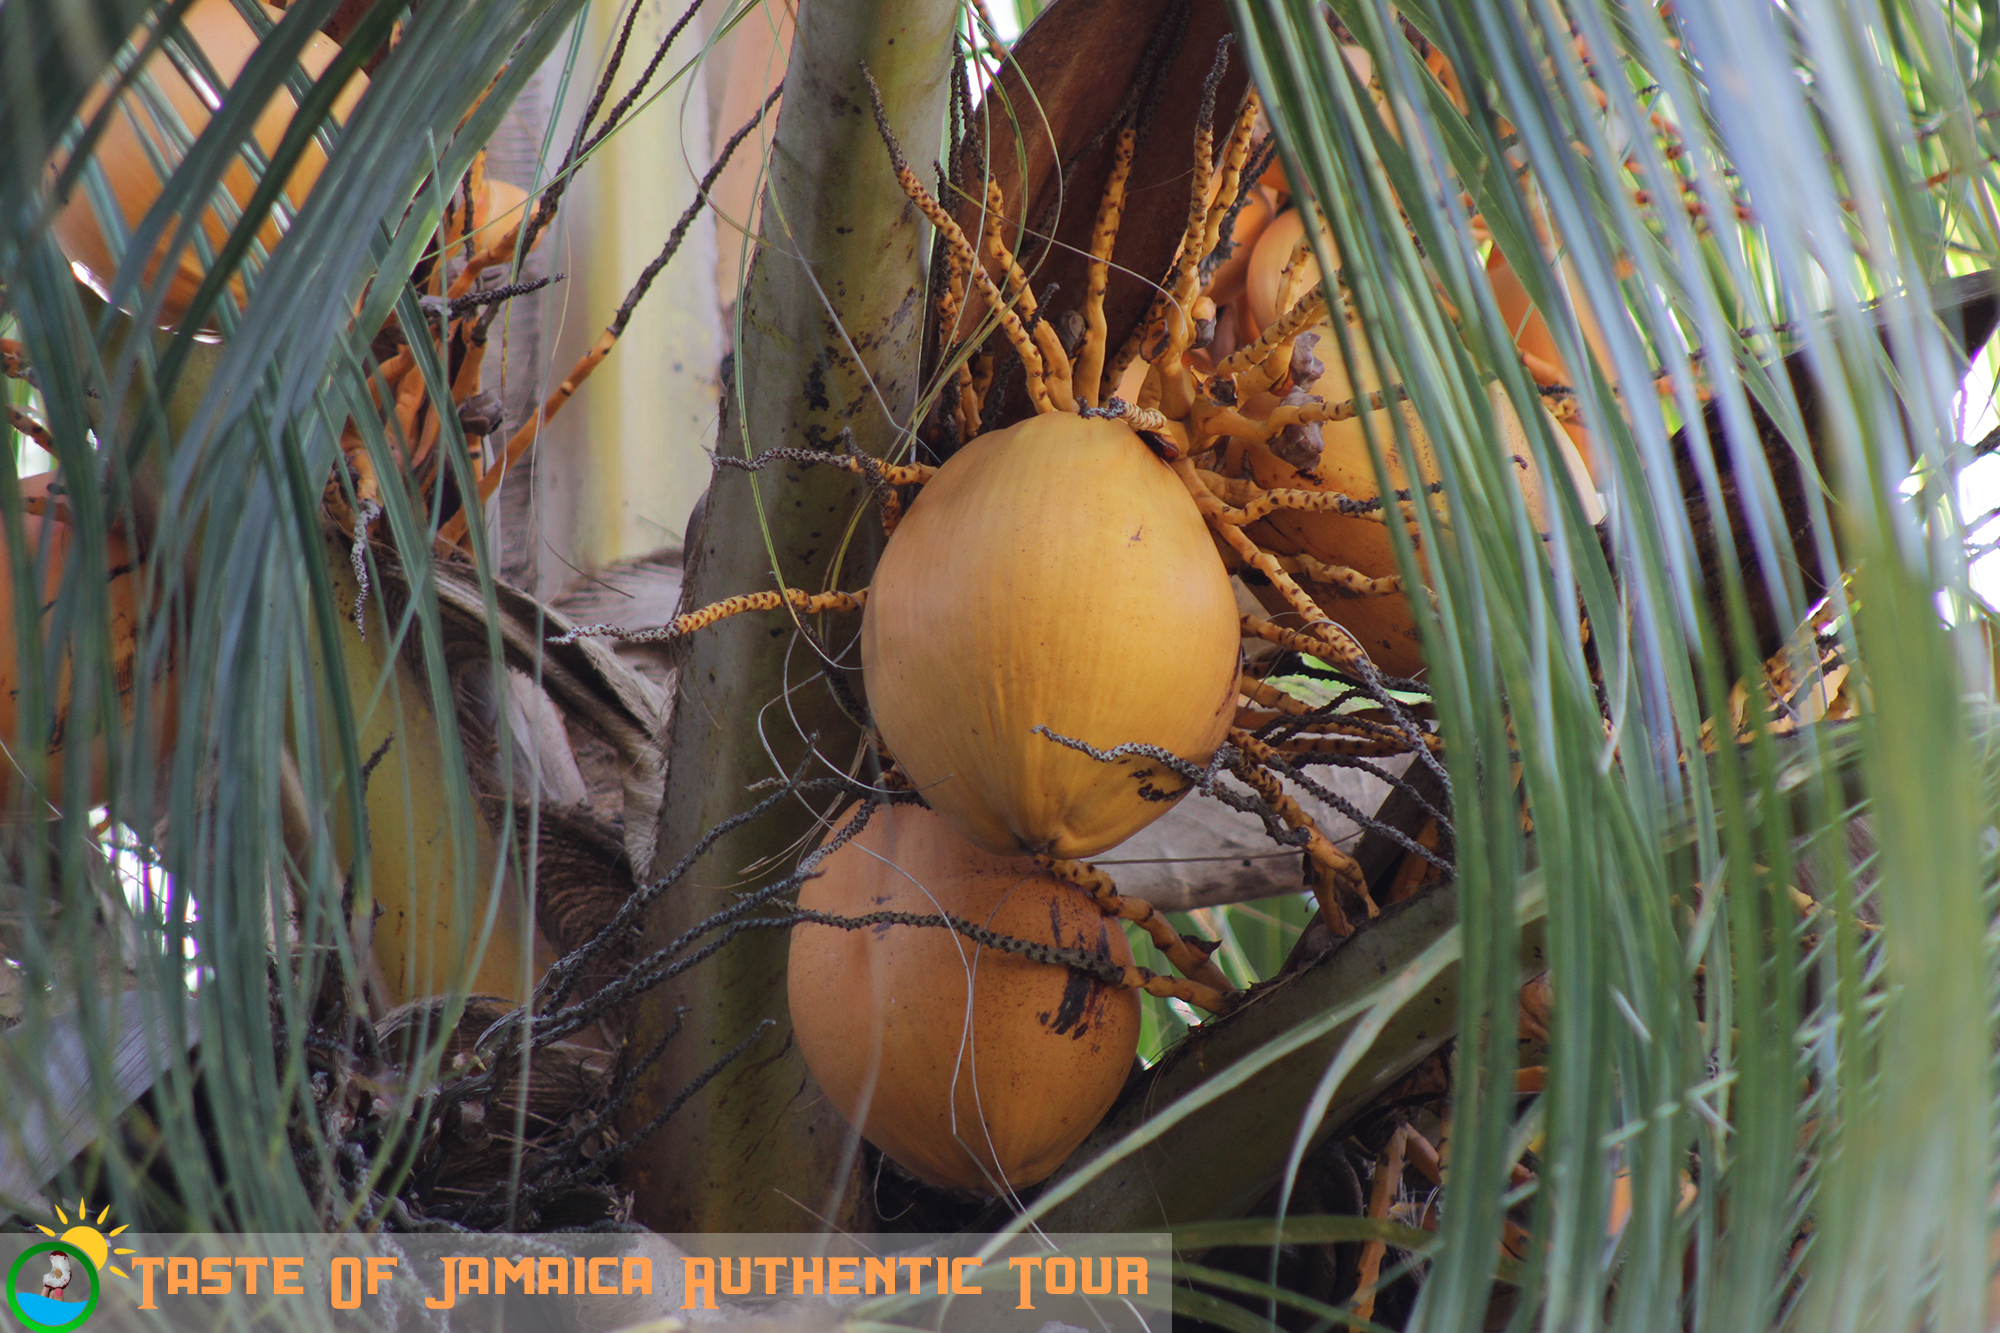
top-left (1047, 966), bottom-right (1096, 1036)
top-left (1040, 897), bottom-right (1098, 1036)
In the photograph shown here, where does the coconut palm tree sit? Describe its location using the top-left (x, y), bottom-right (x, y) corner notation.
top-left (2, 0), bottom-right (1997, 1328)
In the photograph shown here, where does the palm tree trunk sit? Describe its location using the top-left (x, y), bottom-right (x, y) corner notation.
top-left (619, 0), bottom-right (958, 1232)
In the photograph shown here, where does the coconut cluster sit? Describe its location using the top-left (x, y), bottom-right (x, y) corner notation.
top-left (768, 56), bottom-right (1621, 1193)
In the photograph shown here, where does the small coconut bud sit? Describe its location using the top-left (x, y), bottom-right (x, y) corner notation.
top-left (1059, 308), bottom-right (1087, 355)
top-left (457, 390), bottom-right (504, 437)
top-left (1289, 330), bottom-right (1325, 386)
top-left (1273, 385), bottom-right (1325, 472)
top-left (1191, 295), bottom-right (1218, 349)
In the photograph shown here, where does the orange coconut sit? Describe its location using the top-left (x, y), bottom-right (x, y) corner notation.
top-left (861, 414), bottom-right (1240, 860)
top-left (1204, 186), bottom-right (1275, 314)
top-left (1254, 48), bottom-right (1378, 204)
top-left (483, 179), bottom-right (531, 241)
top-left (1245, 207), bottom-right (1307, 334)
top-left (788, 804), bottom-right (1139, 1191)
top-left (1242, 379), bottom-right (1601, 678)
top-left (1486, 246), bottom-right (1615, 475)
top-left (52, 0), bottom-right (366, 326)
top-left (1244, 203), bottom-right (1369, 340)
top-left (1233, 212), bottom-right (1602, 678)
top-left (0, 477), bottom-right (171, 809)
top-left (442, 177), bottom-right (533, 254)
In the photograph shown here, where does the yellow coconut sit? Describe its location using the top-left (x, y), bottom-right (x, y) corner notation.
top-left (788, 804), bottom-right (1140, 1191)
top-left (51, 0), bottom-right (366, 326)
top-left (862, 413), bottom-right (1241, 860)
top-left (0, 475), bottom-right (171, 810)
top-left (1241, 379), bottom-right (1601, 678)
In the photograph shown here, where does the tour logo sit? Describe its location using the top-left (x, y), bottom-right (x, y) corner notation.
top-left (6, 1200), bottom-right (134, 1331)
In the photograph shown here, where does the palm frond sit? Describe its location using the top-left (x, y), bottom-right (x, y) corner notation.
top-left (1195, 0), bottom-right (2000, 1326)
top-left (1, 0), bottom-right (591, 1230)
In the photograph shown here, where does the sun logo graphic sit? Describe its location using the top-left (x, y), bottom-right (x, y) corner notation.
top-left (6, 1200), bottom-right (135, 1332)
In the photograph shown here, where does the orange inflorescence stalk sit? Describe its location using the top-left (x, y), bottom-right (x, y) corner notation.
top-left (1163, 91), bottom-right (1260, 374)
top-left (552, 587), bottom-right (868, 647)
top-left (1125, 966), bottom-right (1233, 1012)
top-left (437, 324), bottom-right (613, 544)
top-left (1230, 739), bottom-right (1374, 925)
top-left (1265, 732), bottom-right (1428, 758)
top-left (460, 150), bottom-right (490, 265)
top-left (1155, 115), bottom-right (1217, 360)
top-left (1037, 855), bottom-right (1236, 997)
top-left (1270, 554), bottom-right (1405, 598)
top-left (1235, 688), bottom-right (1434, 756)
top-left (1213, 287), bottom-right (1329, 380)
top-left (345, 433), bottom-right (382, 510)
top-left (1353, 1124), bottom-right (1415, 1321)
top-left (936, 238), bottom-right (980, 436)
top-left (863, 70), bottom-right (1052, 414)
top-left (1238, 673), bottom-right (1321, 718)
top-left (391, 356), bottom-right (430, 462)
top-left (974, 178), bottom-right (1081, 412)
top-left (1199, 479), bottom-right (1396, 528)
top-left (1077, 127), bottom-right (1137, 408)
top-left (1199, 93), bottom-right (1262, 276)
top-left (982, 178), bottom-right (1039, 323)
top-left (1233, 612), bottom-right (1373, 677)
top-left (1197, 384), bottom-right (1405, 446)
top-left (6, 407), bottom-right (52, 450)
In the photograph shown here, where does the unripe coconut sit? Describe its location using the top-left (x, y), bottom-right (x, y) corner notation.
top-left (862, 414), bottom-right (1240, 860)
top-left (1242, 379), bottom-right (1601, 677)
top-left (1485, 246), bottom-right (1615, 476)
top-left (52, 0), bottom-right (366, 326)
top-left (0, 477), bottom-right (170, 809)
top-left (788, 804), bottom-right (1139, 1191)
